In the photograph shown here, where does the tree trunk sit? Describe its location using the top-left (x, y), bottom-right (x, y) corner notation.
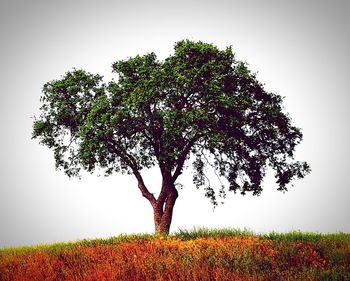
top-left (134, 167), bottom-right (178, 235)
top-left (153, 180), bottom-right (178, 235)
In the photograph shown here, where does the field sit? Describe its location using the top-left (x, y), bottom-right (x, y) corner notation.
top-left (0, 228), bottom-right (349, 281)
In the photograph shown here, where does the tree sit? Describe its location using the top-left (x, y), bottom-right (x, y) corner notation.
top-left (32, 40), bottom-right (310, 235)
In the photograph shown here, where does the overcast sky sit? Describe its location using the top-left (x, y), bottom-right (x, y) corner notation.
top-left (0, 0), bottom-right (349, 248)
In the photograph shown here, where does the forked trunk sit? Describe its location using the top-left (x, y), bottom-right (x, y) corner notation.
top-left (153, 181), bottom-right (178, 235)
top-left (134, 168), bottom-right (179, 235)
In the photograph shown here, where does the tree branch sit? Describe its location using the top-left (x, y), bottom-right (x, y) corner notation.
top-left (171, 137), bottom-right (199, 182)
top-left (123, 152), bottom-right (156, 205)
top-left (108, 141), bottom-right (156, 205)
top-left (132, 168), bottom-right (156, 205)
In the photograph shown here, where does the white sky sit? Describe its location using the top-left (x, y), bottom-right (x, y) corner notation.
top-left (0, 0), bottom-right (349, 248)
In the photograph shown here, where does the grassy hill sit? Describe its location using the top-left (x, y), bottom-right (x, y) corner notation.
top-left (1, 228), bottom-right (349, 280)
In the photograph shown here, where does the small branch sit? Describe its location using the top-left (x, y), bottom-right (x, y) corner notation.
top-left (202, 150), bottom-right (225, 188)
top-left (172, 137), bottom-right (199, 182)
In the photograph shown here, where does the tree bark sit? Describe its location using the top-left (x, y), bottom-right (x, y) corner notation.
top-left (153, 175), bottom-right (178, 235)
top-left (134, 168), bottom-right (178, 235)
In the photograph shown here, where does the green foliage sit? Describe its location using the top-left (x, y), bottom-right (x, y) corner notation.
top-left (33, 40), bottom-right (310, 205)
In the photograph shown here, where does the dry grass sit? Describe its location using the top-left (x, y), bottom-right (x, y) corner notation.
top-left (1, 229), bottom-right (349, 280)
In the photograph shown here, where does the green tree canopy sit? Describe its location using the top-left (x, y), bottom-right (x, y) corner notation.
top-left (33, 40), bottom-right (310, 234)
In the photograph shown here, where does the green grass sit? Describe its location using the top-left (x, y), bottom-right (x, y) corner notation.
top-left (0, 233), bottom-right (155, 254)
top-left (1, 227), bottom-right (349, 252)
top-left (172, 227), bottom-right (255, 240)
top-left (261, 230), bottom-right (349, 242)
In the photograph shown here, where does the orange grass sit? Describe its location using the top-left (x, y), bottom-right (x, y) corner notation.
top-left (1, 233), bottom-right (349, 281)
